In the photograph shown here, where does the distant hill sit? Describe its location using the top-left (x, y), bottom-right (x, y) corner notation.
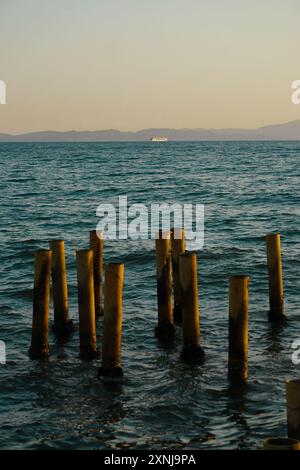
top-left (1, 120), bottom-right (300, 142)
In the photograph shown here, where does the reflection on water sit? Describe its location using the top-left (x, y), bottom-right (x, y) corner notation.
top-left (226, 383), bottom-right (249, 449)
top-left (266, 321), bottom-right (288, 354)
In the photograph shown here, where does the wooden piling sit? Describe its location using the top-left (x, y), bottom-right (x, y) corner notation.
top-left (76, 249), bottom-right (98, 360)
top-left (179, 252), bottom-right (205, 363)
top-left (263, 437), bottom-right (300, 450)
top-left (155, 230), bottom-right (174, 340)
top-left (266, 234), bottom-right (285, 321)
top-left (49, 240), bottom-right (73, 336)
top-left (228, 276), bottom-right (249, 383)
top-left (90, 230), bottom-right (104, 318)
top-left (171, 228), bottom-right (185, 323)
top-left (286, 379), bottom-right (300, 440)
top-left (98, 263), bottom-right (124, 377)
top-left (29, 250), bottom-right (51, 359)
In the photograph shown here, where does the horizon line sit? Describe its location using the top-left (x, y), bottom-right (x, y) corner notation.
top-left (1, 118), bottom-right (300, 136)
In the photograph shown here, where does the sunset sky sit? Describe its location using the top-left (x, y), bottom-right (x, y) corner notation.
top-left (0, 0), bottom-right (299, 133)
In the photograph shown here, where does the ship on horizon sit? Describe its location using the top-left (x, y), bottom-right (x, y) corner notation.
top-left (150, 136), bottom-right (168, 142)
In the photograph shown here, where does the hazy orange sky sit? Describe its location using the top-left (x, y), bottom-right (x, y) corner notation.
top-left (0, 0), bottom-right (299, 133)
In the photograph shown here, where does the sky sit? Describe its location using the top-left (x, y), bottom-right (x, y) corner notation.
top-left (0, 0), bottom-right (299, 133)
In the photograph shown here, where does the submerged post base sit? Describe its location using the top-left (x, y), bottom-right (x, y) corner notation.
top-left (228, 374), bottom-right (248, 385)
top-left (173, 305), bottom-right (182, 324)
top-left (52, 319), bottom-right (74, 338)
top-left (80, 343), bottom-right (99, 361)
top-left (29, 343), bottom-right (50, 360)
top-left (155, 323), bottom-right (175, 341)
top-left (180, 345), bottom-right (205, 364)
top-left (228, 357), bottom-right (248, 384)
top-left (98, 366), bottom-right (123, 378)
top-left (268, 310), bottom-right (286, 322)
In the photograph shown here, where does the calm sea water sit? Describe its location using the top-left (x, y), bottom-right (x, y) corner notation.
top-left (0, 141), bottom-right (300, 450)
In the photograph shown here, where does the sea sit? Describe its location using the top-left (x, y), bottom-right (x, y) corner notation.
top-left (0, 141), bottom-right (299, 450)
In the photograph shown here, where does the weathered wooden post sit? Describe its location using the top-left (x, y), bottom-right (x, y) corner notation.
top-left (228, 276), bottom-right (249, 383)
top-left (263, 437), bottom-right (300, 450)
top-left (286, 379), bottom-right (300, 440)
top-left (98, 263), bottom-right (124, 377)
top-left (266, 234), bottom-right (285, 321)
top-left (90, 230), bottom-right (104, 318)
top-left (179, 252), bottom-right (205, 363)
top-left (29, 250), bottom-right (51, 359)
top-left (171, 228), bottom-right (185, 323)
top-left (155, 230), bottom-right (174, 340)
top-left (76, 249), bottom-right (98, 359)
top-left (49, 240), bottom-right (73, 336)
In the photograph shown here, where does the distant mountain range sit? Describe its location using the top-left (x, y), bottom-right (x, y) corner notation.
top-left (1, 120), bottom-right (300, 142)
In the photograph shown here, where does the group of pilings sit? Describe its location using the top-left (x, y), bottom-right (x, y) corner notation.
top-left (155, 229), bottom-right (205, 364)
top-left (29, 231), bottom-right (124, 377)
top-left (155, 231), bottom-right (285, 379)
top-left (30, 230), bottom-right (285, 377)
top-left (227, 233), bottom-right (284, 383)
top-left (30, 228), bottom-right (298, 448)
top-left (156, 230), bottom-right (300, 450)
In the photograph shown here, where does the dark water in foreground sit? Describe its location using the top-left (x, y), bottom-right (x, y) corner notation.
top-left (0, 141), bottom-right (300, 450)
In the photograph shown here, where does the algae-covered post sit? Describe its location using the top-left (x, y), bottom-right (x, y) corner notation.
top-left (179, 252), bottom-right (205, 364)
top-left (266, 234), bottom-right (285, 321)
top-left (76, 249), bottom-right (98, 360)
top-left (49, 240), bottom-right (73, 337)
top-left (98, 263), bottom-right (124, 377)
top-left (29, 250), bottom-right (51, 359)
top-left (155, 230), bottom-right (174, 340)
top-left (89, 230), bottom-right (104, 318)
top-left (228, 275), bottom-right (249, 383)
top-left (171, 228), bottom-right (185, 323)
